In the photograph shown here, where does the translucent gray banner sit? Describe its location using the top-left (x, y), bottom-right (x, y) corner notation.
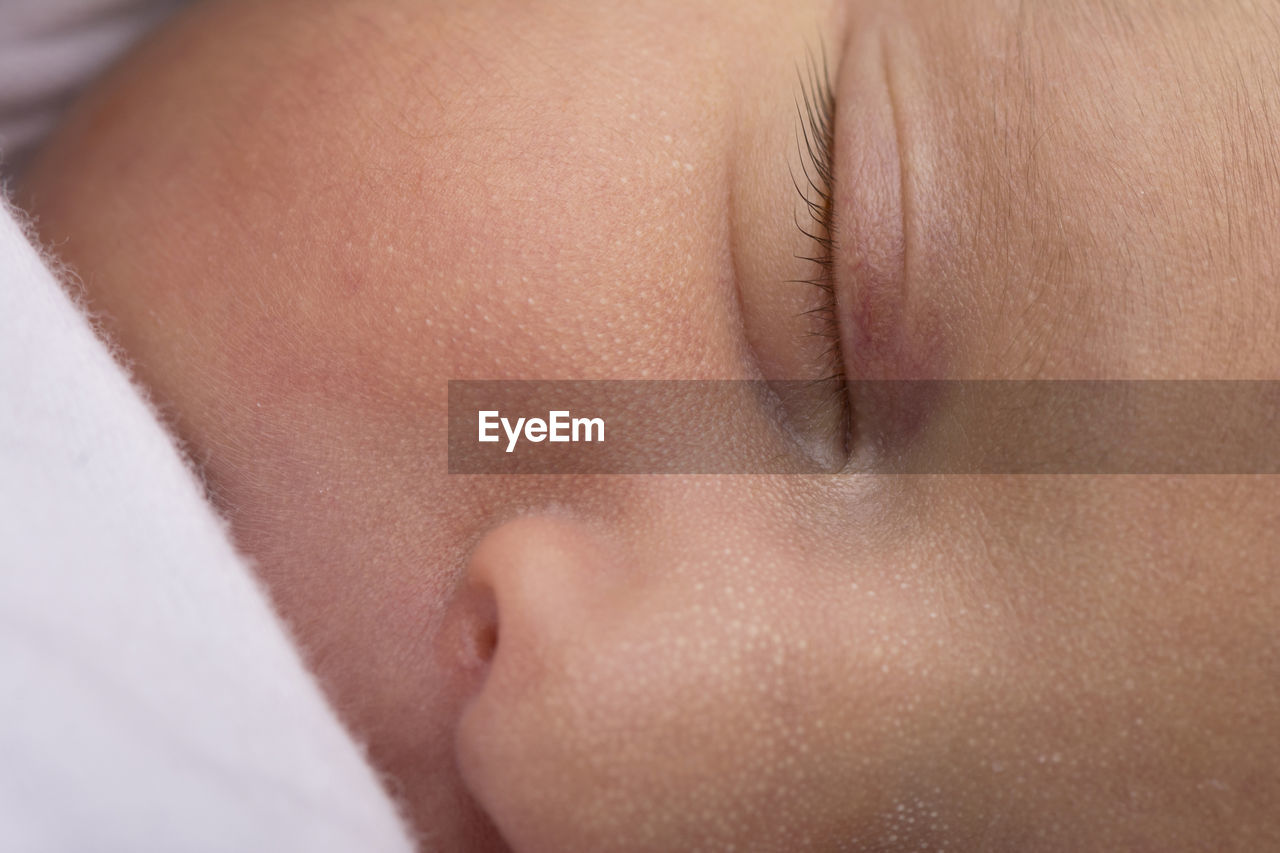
top-left (447, 380), bottom-right (1280, 474)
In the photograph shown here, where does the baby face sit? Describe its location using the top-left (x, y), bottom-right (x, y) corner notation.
top-left (19, 0), bottom-right (1280, 849)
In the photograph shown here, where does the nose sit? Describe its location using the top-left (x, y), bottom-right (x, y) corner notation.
top-left (458, 513), bottom-right (610, 676)
top-left (451, 512), bottom-right (619, 851)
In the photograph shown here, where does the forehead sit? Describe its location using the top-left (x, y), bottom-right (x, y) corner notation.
top-left (857, 0), bottom-right (1280, 379)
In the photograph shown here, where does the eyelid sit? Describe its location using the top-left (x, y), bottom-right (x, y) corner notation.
top-left (833, 19), bottom-right (955, 456)
top-left (831, 22), bottom-right (908, 383)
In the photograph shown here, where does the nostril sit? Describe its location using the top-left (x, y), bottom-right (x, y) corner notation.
top-left (455, 580), bottom-right (500, 675)
top-left (473, 621), bottom-right (498, 666)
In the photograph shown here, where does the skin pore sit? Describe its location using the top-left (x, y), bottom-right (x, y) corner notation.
top-left (16, 0), bottom-right (1280, 850)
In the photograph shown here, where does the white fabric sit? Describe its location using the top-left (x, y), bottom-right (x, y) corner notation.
top-left (1, 4), bottom-right (416, 847)
top-left (0, 194), bottom-right (413, 847)
top-left (0, 0), bottom-right (187, 174)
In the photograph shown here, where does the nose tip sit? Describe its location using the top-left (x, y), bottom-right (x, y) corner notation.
top-left (461, 514), bottom-right (605, 677)
top-left (454, 513), bottom-right (616, 849)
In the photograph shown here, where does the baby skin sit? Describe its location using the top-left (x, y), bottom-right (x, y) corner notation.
top-left (17, 0), bottom-right (1280, 850)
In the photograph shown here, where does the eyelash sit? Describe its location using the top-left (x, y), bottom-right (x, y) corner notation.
top-left (790, 46), bottom-right (851, 437)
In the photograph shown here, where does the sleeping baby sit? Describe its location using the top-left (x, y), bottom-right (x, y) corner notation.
top-left (15, 0), bottom-right (1280, 849)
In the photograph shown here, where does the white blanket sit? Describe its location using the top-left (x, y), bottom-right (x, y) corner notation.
top-left (0, 2), bottom-right (415, 848)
